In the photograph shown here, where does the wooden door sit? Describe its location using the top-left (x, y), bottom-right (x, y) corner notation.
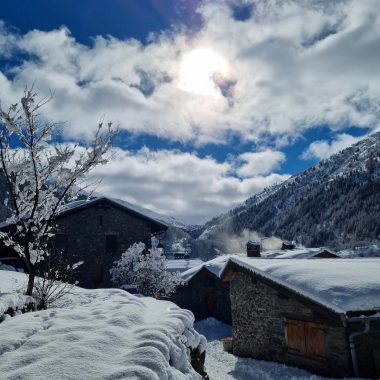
top-left (286, 319), bottom-right (326, 359)
top-left (287, 319), bottom-right (307, 355)
top-left (305, 322), bottom-right (326, 358)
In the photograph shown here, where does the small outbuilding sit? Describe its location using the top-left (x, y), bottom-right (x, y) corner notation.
top-left (169, 256), bottom-right (231, 324)
top-left (221, 257), bottom-right (380, 378)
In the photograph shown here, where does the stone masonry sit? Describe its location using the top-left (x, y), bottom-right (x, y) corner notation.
top-left (55, 200), bottom-right (163, 288)
top-left (230, 271), bottom-right (353, 378)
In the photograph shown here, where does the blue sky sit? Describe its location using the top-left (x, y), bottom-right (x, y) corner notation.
top-left (0, 0), bottom-right (378, 223)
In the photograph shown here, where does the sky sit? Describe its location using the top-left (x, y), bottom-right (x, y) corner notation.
top-left (0, 0), bottom-right (379, 224)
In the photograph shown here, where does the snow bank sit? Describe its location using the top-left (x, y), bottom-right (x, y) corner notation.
top-left (0, 272), bottom-right (206, 379)
top-left (0, 293), bottom-right (35, 316)
top-left (229, 257), bottom-right (380, 313)
top-left (0, 270), bottom-right (27, 293)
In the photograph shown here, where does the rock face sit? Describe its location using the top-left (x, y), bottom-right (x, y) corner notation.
top-left (195, 132), bottom-right (380, 250)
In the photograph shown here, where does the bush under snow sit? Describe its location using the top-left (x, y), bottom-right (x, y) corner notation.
top-left (0, 270), bottom-right (206, 379)
top-left (110, 242), bottom-right (183, 297)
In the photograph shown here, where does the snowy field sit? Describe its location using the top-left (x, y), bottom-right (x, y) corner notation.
top-left (195, 318), bottom-right (357, 380)
top-left (0, 270), bottom-right (205, 380)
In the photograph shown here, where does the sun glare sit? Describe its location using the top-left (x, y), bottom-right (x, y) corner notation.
top-left (179, 48), bottom-right (229, 97)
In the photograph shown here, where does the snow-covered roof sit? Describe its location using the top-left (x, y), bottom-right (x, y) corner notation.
top-left (225, 257), bottom-right (380, 314)
top-left (58, 197), bottom-right (172, 228)
top-left (261, 248), bottom-right (337, 259)
top-left (0, 270), bottom-right (206, 379)
top-left (181, 255), bottom-right (231, 283)
top-left (166, 259), bottom-right (205, 273)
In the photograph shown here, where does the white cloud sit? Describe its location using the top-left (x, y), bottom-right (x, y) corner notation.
top-left (0, 0), bottom-right (379, 144)
top-left (301, 133), bottom-right (365, 160)
top-left (236, 150), bottom-right (285, 177)
top-left (89, 147), bottom-right (289, 224)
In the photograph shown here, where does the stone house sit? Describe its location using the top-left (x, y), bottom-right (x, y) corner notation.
top-left (221, 257), bottom-right (380, 378)
top-left (0, 197), bottom-right (168, 288)
top-left (169, 256), bottom-right (231, 324)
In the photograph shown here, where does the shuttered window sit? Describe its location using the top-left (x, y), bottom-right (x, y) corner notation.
top-left (286, 319), bottom-right (326, 359)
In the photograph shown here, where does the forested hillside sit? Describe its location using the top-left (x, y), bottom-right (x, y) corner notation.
top-left (195, 132), bottom-right (380, 250)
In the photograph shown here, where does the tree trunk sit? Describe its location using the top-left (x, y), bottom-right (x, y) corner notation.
top-left (26, 267), bottom-right (35, 296)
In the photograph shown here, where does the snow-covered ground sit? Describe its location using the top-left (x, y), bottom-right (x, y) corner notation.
top-left (0, 270), bottom-right (205, 379)
top-left (195, 318), bottom-right (353, 380)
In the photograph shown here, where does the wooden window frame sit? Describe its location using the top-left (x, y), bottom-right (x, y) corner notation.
top-left (286, 319), bottom-right (327, 361)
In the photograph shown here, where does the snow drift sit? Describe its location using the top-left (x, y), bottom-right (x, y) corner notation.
top-left (0, 271), bottom-right (206, 379)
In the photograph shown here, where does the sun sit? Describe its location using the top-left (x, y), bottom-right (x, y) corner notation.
top-left (179, 48), bottom-right (229, 97)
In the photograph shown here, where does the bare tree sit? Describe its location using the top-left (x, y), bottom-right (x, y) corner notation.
top-left (0, 87), bottom-right (115, 295)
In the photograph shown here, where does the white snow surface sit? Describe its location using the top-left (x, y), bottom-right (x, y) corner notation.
top-left (166, 259), bottom-right (205, 273)
top-left (0, 293), bottom-right (35, 315)
top-left (261, 248), bottom-right (333, 259)
top-left (195, 318), bottom-right (348, 380)
top-left (181, 255), bottom-right (232, 283)
top-left (228, 257), bottom-right (380, 313)
top-left (0, 270), bottom-right (27, 292)
top-left (0, 271), bottom-right (205, 380)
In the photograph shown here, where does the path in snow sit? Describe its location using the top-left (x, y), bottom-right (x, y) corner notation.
top-left (195, 318), bottom-right (354, 380)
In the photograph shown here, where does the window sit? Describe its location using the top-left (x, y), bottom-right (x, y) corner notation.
top-left (106, 234), bottom-right (118, 254)
top-left (286, 319), bottom-right (326, 360)
top-left (53, 234), bottom-right (68, 254)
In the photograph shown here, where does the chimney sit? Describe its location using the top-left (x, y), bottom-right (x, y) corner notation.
top-left (247, 240), bottom-right (261, 257)
top-left (281, 240), bottom-right (296, 250)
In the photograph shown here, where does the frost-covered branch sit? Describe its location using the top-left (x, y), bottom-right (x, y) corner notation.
top-left (0, 87), bottom-right (115, 295)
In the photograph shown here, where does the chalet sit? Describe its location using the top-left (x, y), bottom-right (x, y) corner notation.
top-left (0, 197), bottom-right (168, 288)
top-left (169, 256), bottom-right (231, 324)
top-left (221, 257), bottom-right (380, 378)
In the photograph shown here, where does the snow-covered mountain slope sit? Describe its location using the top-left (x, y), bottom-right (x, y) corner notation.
top-left (195, 132), bottom-right (380, 250)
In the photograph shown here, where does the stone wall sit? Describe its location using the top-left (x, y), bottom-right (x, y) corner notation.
top-left (230, 271), bottom-right (352, 377)
top-left (55, 201), bottom-right (154, 288)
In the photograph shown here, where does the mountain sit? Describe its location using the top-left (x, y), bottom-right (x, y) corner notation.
top-left (194, 132), bottom-right (380, 251)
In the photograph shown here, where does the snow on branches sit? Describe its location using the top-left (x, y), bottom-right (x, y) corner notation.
top-left (110, 242), bottom-right (182, 297)
top-left (0, 87), bottom-right (115, 295)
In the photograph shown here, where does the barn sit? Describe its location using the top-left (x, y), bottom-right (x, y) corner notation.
top-left (221, 257), bottom-right (380, 378)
